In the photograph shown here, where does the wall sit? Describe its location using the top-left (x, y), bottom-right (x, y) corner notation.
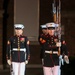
top-left (14, 0), bottom-right (39, 41)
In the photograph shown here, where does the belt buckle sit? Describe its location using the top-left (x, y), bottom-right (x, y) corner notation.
top-left (18, 48), bottom-right (20, 51)
top-left (50, 50), bottom-right (52, 54)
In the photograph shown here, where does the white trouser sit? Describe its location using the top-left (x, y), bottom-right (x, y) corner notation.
top-left (59, 55), bottom-right (63, 75)
top-left (43, 66), bottom-right (59, 75)
top-left (11, 62), bottom-right (26, 75)
top-left (58, 66), bottom-right (61, 75)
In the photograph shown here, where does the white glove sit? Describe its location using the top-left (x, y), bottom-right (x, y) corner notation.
top-left (7, 60), bottom-right (11, 65)
top-left (56, 42), bottom-right (61, 47)
top-left (59, 55), bottom-right (64, 65)
top-left (59, 55), bottom-right (62, 60)
top-left (64, 55), bottom-right (69, 64)
top-left (25, 60), bottom-right (28, 64)
top-left (42, 59), bottom-right (44, 65)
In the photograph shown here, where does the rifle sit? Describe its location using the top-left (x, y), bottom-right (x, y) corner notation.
top-left (52, 0), bottom-right (69, 64)
top-left (52, 0), bottom-right (61, 56)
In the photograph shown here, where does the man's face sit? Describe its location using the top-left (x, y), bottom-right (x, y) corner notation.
top-left (15, 29), bottom-right (23, 36)
top-left (42, 29), bottom-right (48, 35)
top-left (48, 29), bottom-right (55, 36)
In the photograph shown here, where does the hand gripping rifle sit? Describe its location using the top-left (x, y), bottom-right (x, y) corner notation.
top-left (52, 0), bottom-right (61, 56)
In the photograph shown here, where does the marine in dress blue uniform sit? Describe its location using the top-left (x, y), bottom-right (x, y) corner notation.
top-left (6, 24), bottom-right (30, 75)
top-left (38, 24), bottom-right (49, 59)
top-left (40, 22), bottom-right (60, 75)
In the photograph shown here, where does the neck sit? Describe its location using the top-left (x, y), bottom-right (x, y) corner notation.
top-left (16, 34), bottom-right (22, 37)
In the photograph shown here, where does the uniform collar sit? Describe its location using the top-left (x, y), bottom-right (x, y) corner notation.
top-left (15, 35), bottom-right (23, 37)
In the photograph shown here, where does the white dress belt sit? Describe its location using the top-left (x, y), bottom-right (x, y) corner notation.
top-left (12, 48), bottom-right (26, 52)
top-left (45, 51), bottom-right (58, 54)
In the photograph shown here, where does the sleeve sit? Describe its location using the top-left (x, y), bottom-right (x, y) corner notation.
top-left (38, 34), bottom-right (46, 45)
top-left (61, 35), bottom-right (68, 54)
top-left (6, 38), bottom-right (11, 60)
top-left (61, 44), bottom-right (68, 55)
top-left (25, 37), bottom-right (30, 60)
top-left (38, 34), bottom-right (46, 59)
